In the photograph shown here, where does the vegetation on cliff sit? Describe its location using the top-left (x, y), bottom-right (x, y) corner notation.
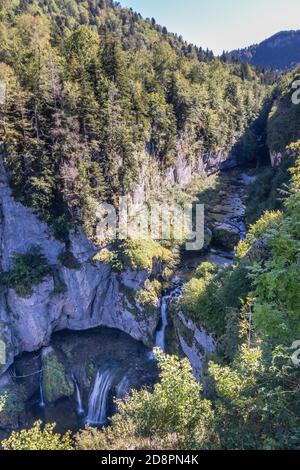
top-left (0, 0), bottom-right (300, 453)
top-left (0, 0), bottom-right (270, 237)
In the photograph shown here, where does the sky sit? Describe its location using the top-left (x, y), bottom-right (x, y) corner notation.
top-left (120, 0), bottom-right (300, 54)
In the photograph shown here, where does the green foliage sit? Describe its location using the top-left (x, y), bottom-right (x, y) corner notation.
top-left (0, 387), bottom-right (24, 428)
top-left (2, 421), bottom-right (73, 450)
top-left (135, 280), bottom-right (162, 315)
top-left (250, 155), bottom-right (300, 345)
top-left (92, 248), bottom-right (123, 272)
top-left (2, 247), bottom-right (52, 297)
top-left (0, 0), bottom-right (269, 237)
top-left (208, 345), bottom-right (300, 449)
top-left (245, 155), bottom-right (295, 224)
top-left (121, 239), bottom-right (173, 271)
top-left (236, 210), bottom-right (282, 259)
top-left (181, 262), bottom-right (251, 337)
top-left (267, 69), bottom-right (300, 153)
top-left (76, 351), bottom-right (216, 450)
top-left (51, 215), bottom-right (70, 242)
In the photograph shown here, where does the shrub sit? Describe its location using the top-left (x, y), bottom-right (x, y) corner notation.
top-left (2, 421), bottom-right (73, 450)
top-left (181, 263), bottom-right (251, 337)
top-left (51, 215), bottom-right (70, 242)
top-left (135, 280), bottom-right (162, 314)
top-left (3, 247), bottom-right (52, 297)
top-left (245, 155), bottom-right (294, 224)
top-left (0, 387), bottom-right (25, 429)
top-left (121, 239), bottom-right (173, 271)
top-left (92, 248), bottom-right (123, 272)
top-left (236, 210), bottom-right (282, 259)
top-left (249, 155), bottom-right (300, 345)
top-left (75, 351), bottom-right (216, 450)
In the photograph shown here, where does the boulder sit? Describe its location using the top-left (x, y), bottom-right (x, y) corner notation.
top-left (41, 347), bottom-right (74, 404)
top-left (0, 374), bottom-right (25, 430)
top-left (212, 222), bottom-right (240, 250)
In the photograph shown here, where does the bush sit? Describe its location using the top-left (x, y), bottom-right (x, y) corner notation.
top-left (181, 262), bottom-right (251, 337)
top-left (51, 215), bottom-right (70, 242)
top-left (75, 351), bottom-right (216, 450)
top-left (236, 210), bottom-right (282, 259)
top-left (245, 156), bottom-right (294, 224)
top-left (2, 421), bottom-right (73, 450)
top-left (0, 387), bottom-right (25, 429)
top-left (3, 247), bottom-right (52, 297)
top-left (250, 157), bottom-right (300, 344)
top-left (135, 280), bottom-right (162, 314)
top-left (121, 239), bottom-right (173, 271)
top-left (92, 248), bottom-right (123, 272)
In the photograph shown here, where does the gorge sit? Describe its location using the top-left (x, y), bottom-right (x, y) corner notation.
top-left (0, 162), bottom-right (252, 435)
top-left (0, 0), bottom-right (299, 451)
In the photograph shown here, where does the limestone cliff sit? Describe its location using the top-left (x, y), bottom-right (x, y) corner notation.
top-left (0, 156), bottom-right (159, 377)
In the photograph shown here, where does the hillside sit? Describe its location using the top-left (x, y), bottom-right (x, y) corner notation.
top-left (0, 0), bottom-right (270, 238)
top-left (0, 0), bottom-right (299, 453)
top-left (228, 30), bottom-right (300, 72)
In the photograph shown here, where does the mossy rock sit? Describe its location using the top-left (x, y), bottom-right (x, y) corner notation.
top-left (41, 347), bottom-right (74, 404)
top-left (0, 385), bottom-right (25, 430)
top-left (204, 227), bottom-right (213, 250)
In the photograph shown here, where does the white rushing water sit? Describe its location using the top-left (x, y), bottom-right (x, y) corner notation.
top-left (72, 374), bottom-right (85, 416)
top-left (154, 296), bottom-right (170, 351)
top-left (39, 372), bottom-right (45, 408)
top-left (86, 370), bottom-right (114, 425)
top-left (116, 376), bottom-right (130, 399)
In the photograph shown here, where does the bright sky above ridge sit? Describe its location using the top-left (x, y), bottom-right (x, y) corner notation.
top-left (120, 0), bottom-right (300, 54)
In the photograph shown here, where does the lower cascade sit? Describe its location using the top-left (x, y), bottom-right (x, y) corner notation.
top-left (39, 372), bottom-right (45, 408)
top-left (86, 370), bottom-right (115, 426)
top-left (116, 376), bottom-right (130, 399)
top-left (154, 296), bottom-right (170, 351)
top-left (72, 374), bottom-right (85, 416)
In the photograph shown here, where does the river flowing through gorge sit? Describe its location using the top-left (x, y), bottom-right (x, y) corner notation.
top-left (1, 168), bottom-right (254, 436)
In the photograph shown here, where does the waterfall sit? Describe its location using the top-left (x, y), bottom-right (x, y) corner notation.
top-left (149, 285), bottom-right (183, 359)
top-left (39, 372), bottom-right (45, 408)
top-left (116, 376), bottom-right (130, 399)
top-left (72, 374), bottom-right (84, 416)
top-left (155, 296), bottom-right (170, 351)
top-left (86, 370), bottom-right (114, 425)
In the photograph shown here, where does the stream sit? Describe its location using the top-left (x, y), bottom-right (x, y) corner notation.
top-left (9, 168), bottom-right (253, 435)
top-left (152, 169), bottom-right (253, 355)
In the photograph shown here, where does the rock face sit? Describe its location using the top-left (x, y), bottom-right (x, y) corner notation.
top-left (130, 147), bottom-right (238, 210)
top-left (0, 142), bottom-right (239, 379)
top-left (176, 312), bottom-right (216, 382)
top-left (270, 151), bottom-right (283, 167)
top-left (41, 347), bottom-right (74, 404)
top-left (0, 156), bottom-right (159, 378)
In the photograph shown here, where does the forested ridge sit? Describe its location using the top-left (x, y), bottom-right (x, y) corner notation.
top-left (0, 0), bottom-right (299, 452)
top-left (0, 0), bottom-right (271, 237)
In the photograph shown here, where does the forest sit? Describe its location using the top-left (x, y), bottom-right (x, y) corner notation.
top-left (0, 0), bottom-right (299, 452)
